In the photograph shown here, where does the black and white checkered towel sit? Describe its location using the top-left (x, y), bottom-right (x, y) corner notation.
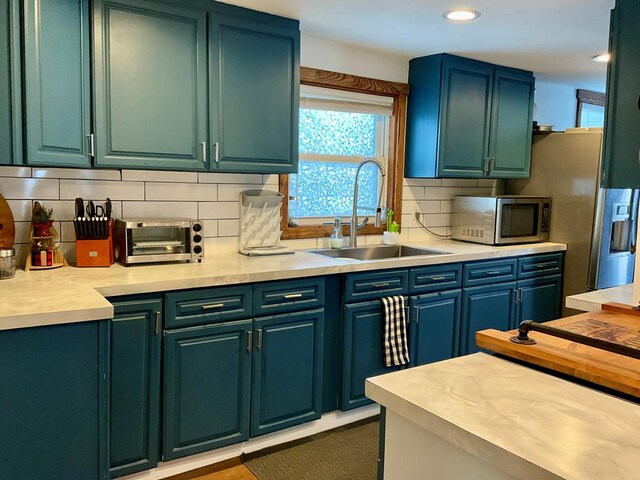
top-left (381, 296), bottom-right (409, 367)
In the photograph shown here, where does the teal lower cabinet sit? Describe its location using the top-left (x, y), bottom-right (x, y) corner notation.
top-left (461, 282), bottom-right (517, 355)
top-left (409, 289), bottom-right (461, 366)
top-left (0, 321), bottom-right (108, 480)
top-left (342, 300), bottom-right (401, 410)
top-left (516, 275), bottom-right (562, 325)
top-left (163, 320), bottom-right (252, 461)
top-left (109, 296), bottom-right (162, 478)
top-left (251, 309), bottom-right (324, 437)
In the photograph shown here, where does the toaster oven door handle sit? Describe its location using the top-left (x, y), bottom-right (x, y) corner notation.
top-left (137, 222), bottom-right (188, 228)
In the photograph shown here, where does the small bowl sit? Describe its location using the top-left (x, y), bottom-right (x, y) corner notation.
top-left (383, 231), bottom-right (400, 245)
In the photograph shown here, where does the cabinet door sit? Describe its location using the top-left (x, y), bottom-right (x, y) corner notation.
top-left (461, 282), bottom-right (516, 355)
top-left (0, 0), bottom-right (21, 165)
top-left (163, 320), bottom-right (252, 461)
top-left (342, 301), bottom-right (400, 410)
top-left (109, 297), bottom-right (162, 478)
top-left (488, 68), bottom-right (534, 178)
top-left (602, 1), bottom-right (640, 188)
top-left (410, 290), bottom-right (461, 367)
top-left (23, 0), bottom-right (91, 167)
top-left (516, 275), bottom-right (562, 326)
top-left (210, 14), bottom-right (299, 173)
top-left (438, 57), bottom-right (493, 178)
top-left (0, 322), bottom-right (108, 480)
top-left (251, 309), bottom-right (324, 437)
top-left (93, 0), bottom-right (208, 170)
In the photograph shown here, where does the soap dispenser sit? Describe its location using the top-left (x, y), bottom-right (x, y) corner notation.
top-left (329, 218), bottom-right (344, 249)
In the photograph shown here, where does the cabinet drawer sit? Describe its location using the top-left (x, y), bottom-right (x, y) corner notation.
top-left (517, 253), bottom-right (563, 279)
top-left (164, 285), bottom-right (252, 329)
top-left (410, 264), bottom-right (462, 293)
top-left (344, 270), bottom-right (408, 303)
top-left (463, 258), bottom-right (517, 287)
top-left (253, 278), bottom-right (324, 316)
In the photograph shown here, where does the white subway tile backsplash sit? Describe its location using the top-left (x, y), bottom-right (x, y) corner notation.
top-left (262, 174), bottom-right (279, 185)
top-left (218, 219), bottom-right (240, 237)
top-left (441, 178), bottom-right (478, 187)
top-left (423, 186), bottom-right (463, 200)
top-left (422, 213), bottom-right (451, 227)
top-left (0, 178), bottom-right (59, 199)
top-left (36, 200), bottom-right (78, 221)
top-left (6, 200), bottom-right (33, 221)
top-left (198, 202), bottom-right (239, 220)
top-left (122, 201), bottom-right (198, 219)
top-left (204, 236), bottom-right (238, 254)
top-left (122, 169), bottom-right (197, 183)
top-left (33, 167), bottom-right (121, 181)
top-left (13, 222), bottom-right (32, 244)
top-left (461, 187), bottom-right (494, 195)
top-left (281, 238), bottom-right (318, 250)
top-left (218, 184), bottom-right (271, 201)
top-left (199, 172), bottom-right (263, 184)
top-left (440, 200), bottom-right (453, 213)
top-left (402, 185), bottom-right (425, 201)
top-left (60, 179), bottom-right (144, 200)
top-left (60, 221), bottom-right (76, 242)
top-left (0, 166), bottom-right (31, 178)
top-left (202, 220), bottom-right (219, 238)
top-left (145, 182), bottom-right (217, 201)
top-left (417, 201), bottom-right (441, 214)
top-left (403, 178), bottom-right (441, 187)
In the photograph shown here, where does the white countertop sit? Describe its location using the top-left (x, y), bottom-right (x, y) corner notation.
top-left (366, 353), bottom-right (640, 480)
top-left (0, 239), bottom-right (565, 331)
top-left (565, 283), bottom-right (636, 312)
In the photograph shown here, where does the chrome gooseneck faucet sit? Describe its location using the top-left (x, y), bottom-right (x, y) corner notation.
top-left (350, 159), bottom-right (386, 248)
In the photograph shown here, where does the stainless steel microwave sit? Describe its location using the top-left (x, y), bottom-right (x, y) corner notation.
top-left (452, 196), bottom-right (551, 245)
top-left (114, 219), bottom-right (204, 265)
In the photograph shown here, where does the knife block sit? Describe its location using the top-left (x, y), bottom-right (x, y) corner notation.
top-left (76, 220), bottom-right (114, 267)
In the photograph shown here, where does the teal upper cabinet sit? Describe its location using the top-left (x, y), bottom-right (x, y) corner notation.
top-left (601, 0), bottom-right (640, 188)
top-left (0, 0), bottom-right (21, 165)
top-left (23, 0), bottom-right (91, 167)
top-left (406, 54), bottom-right (534, 179)
top-left (488, 68), bottom-right (534, 178)
top-left (92, 0), bottom-right (208, 170)
top-left (209, 12), bottom-right (300, 173)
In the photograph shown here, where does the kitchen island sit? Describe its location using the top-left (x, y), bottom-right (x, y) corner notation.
top-left (366, 353), bottom-right (640, 480)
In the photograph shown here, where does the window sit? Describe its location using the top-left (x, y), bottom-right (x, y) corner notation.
top-left (576, 89), bottom-right (605, 128)
top-left (280, 68), bottom-right (409, 239)
top-left (290, 87), bottom-right (392, 223)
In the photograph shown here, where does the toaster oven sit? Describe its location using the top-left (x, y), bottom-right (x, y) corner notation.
top-left (114, 219), bottom-right (204, 265)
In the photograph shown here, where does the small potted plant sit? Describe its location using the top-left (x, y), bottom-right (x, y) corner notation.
top-left (32, 202), bottom-right (55, 237)
top-left (383, 209), bottom-right (400, 245)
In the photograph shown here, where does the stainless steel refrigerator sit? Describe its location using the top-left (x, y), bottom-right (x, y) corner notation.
top-left (506, 128), bottom-right (637, 316)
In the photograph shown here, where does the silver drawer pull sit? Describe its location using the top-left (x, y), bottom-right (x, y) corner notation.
top-left (283, 293), bottom-right (303, 299)
top-left (372, 282), bottom-right (390, 288)
top-left (429, 276), bottom-right (446, 281)
top-left (486, 271), bottom-right (502, 275)
top-left (536, 263), bottom-right (554, 269)
top-left (202, 303), bottom-right (224, 310)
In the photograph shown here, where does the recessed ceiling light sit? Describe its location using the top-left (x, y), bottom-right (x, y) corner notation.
top-left (443, 9), bottom-right (481, 22)
top-left (592, 53), bottom-right (611, 63)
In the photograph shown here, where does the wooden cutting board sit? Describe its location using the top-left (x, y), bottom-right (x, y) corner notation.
top-left (0, 194), bottom-right (16, 249)
top-left (476, 303), bottom-right (640, 399)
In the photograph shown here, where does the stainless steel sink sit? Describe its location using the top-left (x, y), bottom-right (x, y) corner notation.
top-left (308, 245), bottom-right (450, 261)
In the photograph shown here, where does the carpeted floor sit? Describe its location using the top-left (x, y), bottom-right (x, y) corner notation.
top-left (242, 418), bottom-right (379, 480)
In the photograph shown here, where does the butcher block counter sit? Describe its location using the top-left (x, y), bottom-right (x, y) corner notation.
top-left (476, 303), bottom-right (640, 399)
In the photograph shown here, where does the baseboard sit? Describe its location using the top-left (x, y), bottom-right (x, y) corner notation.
top-left (120, 405), bottom-right (380, 480)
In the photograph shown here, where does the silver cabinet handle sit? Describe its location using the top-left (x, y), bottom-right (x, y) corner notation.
top-left (414, 305), bottom-right (420, 323)
top-left (87, 134), bottom-right (95, 157)
top-left (201, 141), bottom-right (207, 162)
top-left (257, 328), bottom-right (263, 350)
top-left (214, 142), bottom-right (219, 163)
top-left (486, 271), bottom-right (502, 275)
top-left (429, 276), bottom-right (446, 281)
top-left (372, 282), bottom-right (390, 288)
top-left (482, 157), bottom-right (490, 176)
top-left (202, 303), bottom-right (224, 310)
top-left (155, 311), bottom-right (161, 336)
top-left (247, 331), bottom-right (253, 352)
top-left (283, 293), bottom-right (303, 299)
top-left (489, 157), bottom-right (495, 174)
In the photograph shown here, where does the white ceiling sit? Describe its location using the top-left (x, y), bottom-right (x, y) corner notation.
top-left (221, 0), bottom-right (614, 91)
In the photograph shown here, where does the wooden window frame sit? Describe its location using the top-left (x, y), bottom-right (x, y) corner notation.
top-left (576, 89), bottom-right (605, 127)
top-left (280, 67), bottom-right (409, 240)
